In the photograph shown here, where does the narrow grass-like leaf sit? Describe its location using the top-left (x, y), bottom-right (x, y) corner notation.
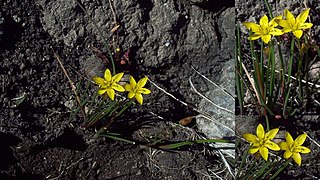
top-left (283, 39), bottom-right (295, 116)
top-left (236, 25), bottom-right (245, 114)
top-left (101, 133), bottom-right (135, 144)
top-left (159, 139), bottom-right (232, 149)
top-left (270, 159), bottom-right (291, 179)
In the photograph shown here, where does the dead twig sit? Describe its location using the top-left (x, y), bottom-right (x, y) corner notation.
top-left (52, 48), bottom-right (86, 120)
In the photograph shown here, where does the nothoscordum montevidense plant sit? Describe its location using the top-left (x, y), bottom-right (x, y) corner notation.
top-left (279, 132), bottom-right (311, 166)
top-left (275, 8), bottom-right (313, 39)
top-left (243, 15), bottom-right (283, 44)
top-left (243, 124), bottom-right (280, 161)
top-left (125, 76), bottom-right (151, 105)
top-left (92, 68), bottom-right (125, 100)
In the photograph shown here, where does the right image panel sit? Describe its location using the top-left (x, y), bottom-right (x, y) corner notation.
top-left (235, 0), bottom-right (320, 179)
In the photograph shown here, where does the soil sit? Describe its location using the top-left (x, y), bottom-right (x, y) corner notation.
top-left (0, 0), bottom-right (234, 179)
top-left (236, 0), bottom-right (320, 179)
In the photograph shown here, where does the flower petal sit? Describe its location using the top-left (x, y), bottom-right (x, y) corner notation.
top-left (129, 76), bottom-right (137, 88)
top-left (112, 84), bottom-right (125, 92)
top-left (279, 142), bottom-right (289, 150)
top-left (293, 30), bottom-right (303, 39)
top-left (259, 147), bottom-right (269, 161)
top-left (298, 146), bottom-right (311, 154)
top-left (256, 124), bottom-right (265, 140)
top-left (104, 69), bottom-right (112, 82)
top-left (92, 76), bottom-right (106, 86)
top-left (243, 133), bottom-right (258, 144)
top-left (248, 145), bottom-right (259, 154)
top-left (299, 22), bottom-right (313, 30)
top-left (285, 132), bottom-right (294, 145)
top-left (296, 8), bottom-right (310, 24)
top-left (135, 93), bottom-right (143, 105)
top-left (283, 150), bottom-right (292, 159)
top-left (295, 133), bottom-right (307, 146)
top-left (269, 15), bottom-right (282, 27)
top-left (137, 77), bottom-right (148, 88)
top-left (249, 34), bottom-right (262, 40)
top-left (269, 28), bottom-right (284, 36)
top-left (139, 87), bottom-right (151, 94)
top-left (261, 35), bottom-right (271, 44)
top-left (243, 22), bottom-right (260, 32)
top-left (125, 84), bottom-right (132, 92)
top-left (128, 91), bottom-right (135, 99)
top-left (107, 89), bottom-right (115, 101)
top-left (98, 88), bottom-right (108, 95)
top-left (265, 128), bottom-right (279, 140)
top-left (275, 19), bottom-right (290, 29)
top-left (112, 72), bottom-right (124, 82)
top-left (260, 15), bottom-right (269, 29)
top-left (285, 9), bottom-right (296, 26)
top-left (265, 141), bottom-right (280, 151)
top-left (292, 152), bottom-right (302, 166)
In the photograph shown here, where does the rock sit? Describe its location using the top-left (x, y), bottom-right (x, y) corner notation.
top-left (196, 59), bottom-right (235, 158)
top-left (309, 61), bottom-right (320, 80)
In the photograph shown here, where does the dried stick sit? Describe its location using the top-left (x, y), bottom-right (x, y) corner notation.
top-left (52, 48), bottom-right (86, 120)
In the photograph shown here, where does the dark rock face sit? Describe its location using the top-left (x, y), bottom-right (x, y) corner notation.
top-left (36, 0), bottom-right (232, 69)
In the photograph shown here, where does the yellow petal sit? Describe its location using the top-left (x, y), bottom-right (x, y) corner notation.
top-left (282, 27), bottom-right (293, 33)
top-left (139, 87), bottom-right (151, 94)
top-left (129, 76), bottom-right (137, 88)
top-left (292, 152), bottom-right (302, 166)
top-left (295, 133), bottom-right (307, 146)
top-left (104, 69), bottom-right (112, 82)
top-left (112, 72), bottom-right (124, 82)
top-left (243, 133), bottom-right (258, 144)
top-left (298, 146), bottom-right (311, 154)
top-left (261, 35), bottom-right (271, 44)
top-left (270, 28), bottom-right (284, 36)
top-left (112, 84), bottom-right (125, 92)
top-left (283, 150), bottom-right (292, 159)
top-left (137, 76), bottom-right (148, 88)
top-left (293, 30), bottom-right (303, 39)
top-left (297, 8), bottom-right (310, 23)
top-left (265, 128), bottom-right (279, 140)
top-left (260, 15), bottom-right (269, 29)
top-left (299, 22), bottom-right (313, 30)
top-left (125, 84), bottom-right (132, 92)
top-left (248, 145), bottom-right (259, 154)
top-left (243, 22), bottom-right (260, 32)
top-left (249, 34), bottom-right (262, 40)
top-left (98, 88), bottom-right (108, 95)
top-left (259, 147), bottom-right (269, 161)
top-left (256, 124), bottom-right (265, 140)
top-left (269, 15), bottom-right (282, 27)
top-left (92, 76), bottom-right (106, 86)
top-left (275, 19), bottom-right (289, 28)
top-left (279, 142), bottom-right (289, 150)
top-left (135, 94), bottom-right (143, 105)
top-left (128, 91), bottom-right (135, 99)
top-left (285, 132), bottom-right (294, 145)
top-left (285, 9), bottom-right (296, 26)
top-left (107, 89), bottom-right (115, 100)
top-left (265, 141), bottom-right (280, 151)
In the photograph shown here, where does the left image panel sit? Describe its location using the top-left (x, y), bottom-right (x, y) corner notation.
top-left (0, 0), bottom-right (235, 179)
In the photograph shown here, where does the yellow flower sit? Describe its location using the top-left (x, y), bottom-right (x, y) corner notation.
top-left (92, 69), bottom-right (125, 101)
top-left (243, 124), bottom-right (280, 161)
top-left (275, 8), bottom-right (313, 39)
top-left (125, 76), bottom-right (151, 105)
top-left (279, 132), bottom-right (311, 166)
top-left (243, 15), bottom-right (283, 44)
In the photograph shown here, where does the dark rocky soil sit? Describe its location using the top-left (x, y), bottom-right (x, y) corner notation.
top-left (0, 0), bottom-right (234, 179)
